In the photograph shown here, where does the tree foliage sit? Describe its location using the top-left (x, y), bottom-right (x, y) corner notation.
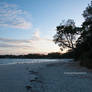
top-left (74, 1), bottom-right (92, 68)
top-left (53, 19), bottom-right (81, 51)
top-left (76, 1), bottom-right (92, 53)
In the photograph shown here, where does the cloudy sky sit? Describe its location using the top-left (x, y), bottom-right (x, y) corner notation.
top-left (0, 0), bottom-right (90, 55)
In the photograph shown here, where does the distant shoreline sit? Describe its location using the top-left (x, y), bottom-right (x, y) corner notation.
top-left (0, 52), bottom-right (74, 59)
top-left (0, 57), bottom-right (73, 59)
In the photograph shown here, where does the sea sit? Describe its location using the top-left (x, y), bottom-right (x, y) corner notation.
top-left (0, 59), bottom-right (73, 65)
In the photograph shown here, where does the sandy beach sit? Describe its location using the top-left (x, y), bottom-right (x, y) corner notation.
top-left (0, 60), bottom-right (92, 92)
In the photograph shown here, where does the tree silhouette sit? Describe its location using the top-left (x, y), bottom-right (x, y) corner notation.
top-left (53, 19), bottom-right (81, 51)
top-left (74, 1), bottom-right (92, 68)
top-left (76, 1), bottom-right (92, 54)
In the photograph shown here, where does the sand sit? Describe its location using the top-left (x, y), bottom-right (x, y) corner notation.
top-left (0, 60), bottom-right (92, 92)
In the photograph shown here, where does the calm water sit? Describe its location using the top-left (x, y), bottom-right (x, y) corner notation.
top-left (0, 59), bottom-right (72, 65)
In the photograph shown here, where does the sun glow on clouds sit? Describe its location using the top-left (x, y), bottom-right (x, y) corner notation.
top-left (0, 2), bottom-right (32, 29)
top-left (0, 29), bottom-right (61, 55)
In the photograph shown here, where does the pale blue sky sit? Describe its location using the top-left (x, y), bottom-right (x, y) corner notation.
top-left (0, 0), bottom-right (91, 54)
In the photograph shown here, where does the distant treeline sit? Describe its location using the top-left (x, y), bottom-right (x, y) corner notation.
top-left (0, 52), bottom-right (74, 59)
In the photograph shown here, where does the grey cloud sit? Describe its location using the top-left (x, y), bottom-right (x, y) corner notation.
top-left (0, 2), bottom-right (32, 29)
top-left (0, 38), bottom-right (33, 48)
top-left (0, 38), bottom-right (30, 43)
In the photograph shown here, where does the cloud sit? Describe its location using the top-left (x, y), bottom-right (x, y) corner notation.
top-left (0, 30), bottom-right (60, 55)
top-left (0, 2), bottom-right (32, 29)
top-left (0, 38), bottom-right (29, 44)
top-left (32, 28), bottom-right (41, 40)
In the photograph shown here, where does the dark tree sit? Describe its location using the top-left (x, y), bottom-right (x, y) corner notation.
top-left (75, 1), bottom-right (92, 68)
top-left (53, 19), bottom-right (81, 51)
top-left (76, 1), bottom-right (92, 53)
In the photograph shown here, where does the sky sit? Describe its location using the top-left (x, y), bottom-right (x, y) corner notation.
top-left (0, 0), bottom-right (91, 55)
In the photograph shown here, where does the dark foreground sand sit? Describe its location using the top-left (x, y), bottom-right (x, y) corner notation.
top-left (0, 60), bottom-right (92, 92)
